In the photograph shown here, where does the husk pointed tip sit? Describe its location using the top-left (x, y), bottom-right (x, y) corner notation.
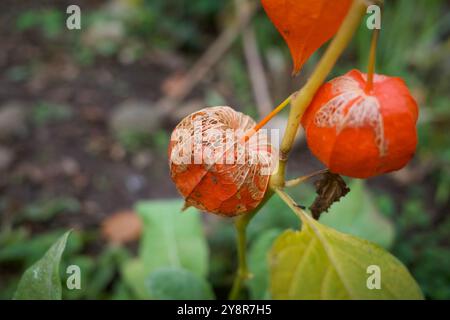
top-left (181, 201), bottom-right (191, 212)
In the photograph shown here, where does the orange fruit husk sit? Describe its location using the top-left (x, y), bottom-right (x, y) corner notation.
top-left (302, 69), bottom-right (419, 178)
top-left (168, 106), bottom-right (276, 217)
top-left (261, 0), bottom-right (352, 75)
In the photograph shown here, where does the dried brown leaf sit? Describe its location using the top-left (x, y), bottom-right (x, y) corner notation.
top-left (309, 172), bottom-right (350, 220)
top-left (101, 210), bottom-right (142, 245)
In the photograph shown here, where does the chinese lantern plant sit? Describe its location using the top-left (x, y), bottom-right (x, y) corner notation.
top-left (169, 0), bottom-right (424, 299)
top-left (302, 69), bottom-right (418, 179)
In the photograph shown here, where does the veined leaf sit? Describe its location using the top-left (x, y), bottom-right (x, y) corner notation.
top-left (136, 199), bottom-right (209, 277)
top-left (320, 180), bottom-right (395, 249)
top-left (270, 190), bottom-right (423, 300)
top-left (248, 229), bottom-right (281, 300)
top-left (121, 200), bottom-right (209, 299)
top-left (13, 231), bottom-right (71, 300)
top-left (146, 267), bottom-right (214, 300)
top-left (121, 259), bottom-right (152, 299)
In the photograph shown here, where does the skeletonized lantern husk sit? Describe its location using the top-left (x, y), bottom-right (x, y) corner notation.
top-left (168, 106), bottom-right (276, 217)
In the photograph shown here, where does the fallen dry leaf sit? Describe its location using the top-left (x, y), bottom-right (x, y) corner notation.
top-left (101, 210), bottom-right (142, 245)
top-left (309, 171), bottom-right (350, 220)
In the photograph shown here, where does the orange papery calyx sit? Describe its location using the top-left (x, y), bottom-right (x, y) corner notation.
top-left (301, 69), bottom-right (419, 178)
top-left (261, 0), bottom-right (353, 75)
top-left (168, 106), bottom-right (276, 217)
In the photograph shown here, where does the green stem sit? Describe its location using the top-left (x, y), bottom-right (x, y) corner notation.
top-left (365, 27), bottom-right (380, 93)
top-left (284, 169), bottom-right (328, 188)
top-left (229, 0), bottom-right (369, 300)
top-left (274, 187), bottom-right (307, 222)
top-left (229, 212), bottom-right (256, 300)
top-left (270, 0), bottom-right (367, 190)
top-left (228, 192), bottom-right (273, 300)
top-left (228, 214), bottom-right (252, 300)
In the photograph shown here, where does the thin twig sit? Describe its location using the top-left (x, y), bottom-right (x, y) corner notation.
top-left (228, 191), bottom-right (274, 300)
top-left (158, 1), bottom-right (258, 116)
top-left (228, 213), bottom-right (253, 300)
top-left (274, 188), bottom-right (306, 221)
top-left (365, 28), bottom-right (380, 93)
top-left (239, 0), bottom-right (273, 118)
top-left (242, 94), bottom-right (292, 142)
top-left (269, 0), bottom-right (368, 189)
top-left (285, 169), bottom-right (328, 188)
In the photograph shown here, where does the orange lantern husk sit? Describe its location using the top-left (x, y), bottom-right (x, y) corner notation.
top-left (168, 106), bottom-right (275, 216)
top-left (261, 0), bottom-right (352, 75)
top-left (301, 69), bottom-right (419, 178)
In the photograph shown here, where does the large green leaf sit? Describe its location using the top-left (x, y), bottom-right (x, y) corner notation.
top-left (146, 267), bottom-right (215, 300)
top-left (248, 229), bottom-right (281, 299)
top-left (270, 190), bottom-right (423, 300)
top-left (13, 231), bottom-right (71, 300)
top-left (121, 258), bottom-right (152, 299)
top-left (248, 190), bottom-right (302, 241)
top-left (136, 199), bottom-right (209, 277)
top-left (320, 180), bottom-right (395, 249)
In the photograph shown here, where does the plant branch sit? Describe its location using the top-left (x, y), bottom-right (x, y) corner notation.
top-left (229, 0), bottom-right (369, 300)
top-left (285, 169), bottom-right (328, 188)
top-left (228, 213), bottom-right (253, 300)
top-left (274, 187), bottom-right (307, 222)
top-left (157, 0), bottom-right (257, 115)
top-left (365, 27), bottom-right (380, 93)
top-left (239, 0), bottom-right (273, 117)
top-left (228, 191), bottom-right (273, 300)
top-left (269, 0), bottom-right (367, 189)
top-left (243, 95), bottom-right (292, 142)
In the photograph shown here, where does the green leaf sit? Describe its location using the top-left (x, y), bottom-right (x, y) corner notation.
top-left (136, 199), bottom-right (209, 277)
top-left (248, 229), bottom-right (281, 300)
top-left (0, 229), bottom-right (82, 265)
top-left (20, 197), bottom-right (80, 222)
top-left (13, 231), bottom-right (71, 300)
top-left (320, 180), bottom-right (395, 249)
top-left (248, 191), bottom-right (301, 241)
top-left (146, 267), bottom-right (214, 300)
top-left (16, 11), bottom-right (39, 31)
top-left (122, 200), bottom-right (209, 299)
top-left (111, 281), bottom-right (133, 300)
top-left (121, 259), bottom-right (152, 299)
top-left (269, 211), bottom-right (423, 300)
top-left (83, 246), bottom-right (129, 299)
